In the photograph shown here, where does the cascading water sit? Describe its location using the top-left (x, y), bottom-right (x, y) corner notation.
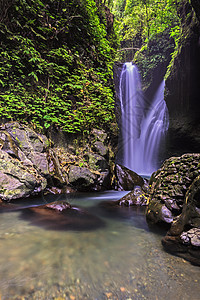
top-left (117, 62), bottom-right (169, 176)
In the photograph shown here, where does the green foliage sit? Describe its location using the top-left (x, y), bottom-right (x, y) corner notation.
top-left (112, 0), bottom-right (181, 44)
top-left (0, 0), bottom-right (116, 134)
top-left (134, 30), bottom-right (175, 89)
top-left (108, 0), bottom-right (181, 87)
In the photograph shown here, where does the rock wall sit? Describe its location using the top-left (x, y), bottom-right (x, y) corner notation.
top-left (0, 122), bottom-right (117, 201)
top-left (165, 0), bottom-right (200, 156)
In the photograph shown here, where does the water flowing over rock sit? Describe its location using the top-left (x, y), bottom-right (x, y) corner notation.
top-left (139, 80), bottom-right (169, 174)
top-left (117, 62), bottom-right (169, 176)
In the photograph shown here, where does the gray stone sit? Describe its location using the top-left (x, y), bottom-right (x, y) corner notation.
top-left (93, 141), bottom-right (108, 157)
top-left (0, 150), bottom-right (47, 201)
top-left (68, 166), bottom-right (96, 191)
top-left (1, 122), bottom-right (49, 176)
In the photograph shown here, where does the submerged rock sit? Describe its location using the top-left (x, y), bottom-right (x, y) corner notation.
top-left (20, 201), bottom-right (105, 231)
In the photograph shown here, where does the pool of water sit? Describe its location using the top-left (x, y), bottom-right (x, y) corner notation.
top-left (0, 191), bottom-right (199, 299)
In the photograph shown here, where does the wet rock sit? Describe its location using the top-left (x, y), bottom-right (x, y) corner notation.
top-left (0, 122), bottom-right (115, 200)
top-left (118, 186), bottom-right (148, 206)
top-left (20, 201), bottom-right (105, 231)
top-left (181, 228), bottom-right (200, 247)
top-left (162, 175), bottom-right (200, 265)
top-left (94, 170), bottom-right (110, 191)
top-left (162, 230), bottom-right (200, 266)
top-left (146, 153), bottom-right (200, 225)
top-left (53, 146), bottom-right (111, 192)
top-left (0, 150), bottom-right (47, 201)
top-left (146, 202), bottom-right (173, 225)
top-left (165, 0), bottom-right (200, 157)
top-left (115, 164), bottom-right (144, 191)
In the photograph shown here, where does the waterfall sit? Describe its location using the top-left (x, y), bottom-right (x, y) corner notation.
top-left (117, 62), bottom-right (169, 176)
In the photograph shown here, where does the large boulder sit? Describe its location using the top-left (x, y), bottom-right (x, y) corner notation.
top-left (162, 175), bottom-right (200, 265)
top-left (91, 128), bottom-right (107, 143)
top-left (0, 122), bottom-right (49, 175)
top-left (146, 153), bottom-right (200, 225)
top-left (68, 166), bottom-right (96, 191)
top-left (115, 164), bottom-right (144, 191)
top-left (0, 122), bottom-right (66, 200)
top-left (0, 150), bottom-right (46, 201)
top-left (87, 153), bottom-right (109, 171)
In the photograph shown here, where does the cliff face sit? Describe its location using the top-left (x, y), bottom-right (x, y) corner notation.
top-left (165, 0), bottom-right (200, 156)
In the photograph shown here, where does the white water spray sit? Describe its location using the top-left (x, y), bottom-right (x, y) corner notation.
top-left (118, 62), bottom-right (169, 176)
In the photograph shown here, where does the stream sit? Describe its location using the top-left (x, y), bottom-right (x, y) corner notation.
top-left (0, 191), bottom-right (199, 299)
